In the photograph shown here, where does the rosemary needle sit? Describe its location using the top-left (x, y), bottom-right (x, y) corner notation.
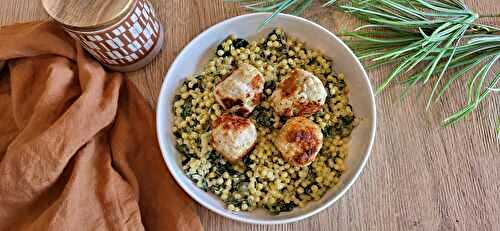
top-left (497, 117), bottom-right (500, 140)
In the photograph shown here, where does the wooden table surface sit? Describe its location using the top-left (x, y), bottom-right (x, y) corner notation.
top-left (1, 0), bottom-right (499, 230)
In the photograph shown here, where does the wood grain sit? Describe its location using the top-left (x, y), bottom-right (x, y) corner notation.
top-left (41, 0), bottom-right (131, 27)
top-left (1, 0), bottom-right (499, 230)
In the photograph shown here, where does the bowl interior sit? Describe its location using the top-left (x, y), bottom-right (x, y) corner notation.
top-left (156, 13), bottom-right (376, 224)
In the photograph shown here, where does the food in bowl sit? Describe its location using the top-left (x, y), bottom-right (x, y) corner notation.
top-left (275, 116), bottom-right (323, 167)
top-left (172, 28), bottom-right (358, 214)
top-left (214, 63), bottom-right (264, 116)
top-left (271, 68), bottom-right (327, 117)
top-left (211, 114), bottom-right (257, 163)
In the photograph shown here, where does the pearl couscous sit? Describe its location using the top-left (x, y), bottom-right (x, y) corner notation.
top-left (172, 28), bottom-right (357, 214)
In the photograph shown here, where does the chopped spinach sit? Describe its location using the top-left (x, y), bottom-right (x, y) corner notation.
top-left (195, 75), bottom-right (206, 91)
top-left (322, 125), bottom-right (334, 138)
top-left (216, 37), bottom-right (249, 57)
top-left (185, 81), bottom-right (199, 90)
top-left (233, 38), bottom-right (249, 49)
top-left (209, 184), bottom-right (223, 194)
top-left (329, 123), bottom-right (350, 137)
top-left (208, 151), bottom-right (238, 176)
top-left (189, 175), bottom-right (209, 192)
top-left (177, 143), bottom-right (197, 165)
top-left (265, 200), bottom-right (297, 214)
top-left (263, 29), bottom-right (288, 51)
top-left (181, 158), bottom-right (190, 166)
top-left (337, 79), bottom-right (346, 91)
top-left (322, 114), bottom-right (355, 138)
top-left (278, 202), bottom-right (297, 212)
top-left (325, 84), bottom-right (333, 101)
top-left (185, 125), bottom-right (195, 133)
top-left (199, 179), bottom-right (209, 192)
top-left (279, 45), bottom-right (289, 56)
top-left (235, 181), bottom-right (249, 193)
top-left (307, 58), bottom-right (319, 66)
top-left (279, 116), bottom-right (288, 125)
top-left (263, 80), bottom-right (276, 96)
top-left (216, 44), bottom-right (230, 57)
top-left (308, 167), bottom-right (317, 180)
top-left (228, 167), bottom-right (241, 177)
top-left (214, 159), bottom-right (238, 176)
top-left (336, 115), bottom-right (355, 137)
top-left (341, 115), bottom-right (354, 125)
top-left (225, 197), bottom-right (245, 208)
top-left (188, 82), bottom-right (201, 90)
top-left (180, 97), bottom-right (193, 118)
top-left (305, 186), bottom-right (313, 194)
top-left (243, 154), bottom-right (254, 167)
top-left (347, 104), bottom-right (353, 112)
top-left (314, 111), bottom-right (325, 117)
top-left (213, 74), bottom-right (222, 83)
top-left (324, 70), bottom-right (333, 77)
top-left (213, 163), bottom-right (224, 176)
top-left (252, 106), bottom-right (275, 127)
top-left (202, 123), bottom-right (211, 132)
top-left (176, 144), bottom-right (190, 155)
top-left (233, 172), bottom-right (248, 182)
top-left (207, 150), bottom-right (219, 163)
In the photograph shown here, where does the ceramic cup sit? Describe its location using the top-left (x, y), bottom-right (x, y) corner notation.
top-left (42, 0), bottom-right (164, 72)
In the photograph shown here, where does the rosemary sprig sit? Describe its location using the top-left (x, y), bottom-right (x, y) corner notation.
top-left (226, 0), bottom-right (336, 28)
top-left (339, 0), bottom-right (500, 128)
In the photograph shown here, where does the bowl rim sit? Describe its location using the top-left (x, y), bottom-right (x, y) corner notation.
top-left (156, 12), bottom-right (377, 225)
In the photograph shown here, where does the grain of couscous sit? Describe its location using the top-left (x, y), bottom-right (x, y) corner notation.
top-left (172, 28), bottom-right (357, 214)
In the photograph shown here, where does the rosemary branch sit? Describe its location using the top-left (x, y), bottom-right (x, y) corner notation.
top-left (226, 0), bottom-right (336, 28)
top-left (338, 0), bottom-right (500, 128)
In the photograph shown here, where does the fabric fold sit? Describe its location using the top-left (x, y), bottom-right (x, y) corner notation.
top-left (0, 21), bottom-right (202, 231)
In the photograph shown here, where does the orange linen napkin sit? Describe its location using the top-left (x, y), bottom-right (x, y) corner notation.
top-left (0, 21), bottom-right (203, 231)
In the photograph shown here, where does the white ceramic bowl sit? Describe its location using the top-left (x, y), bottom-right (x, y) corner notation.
top-left (156, 13), bottom-right (376, 224)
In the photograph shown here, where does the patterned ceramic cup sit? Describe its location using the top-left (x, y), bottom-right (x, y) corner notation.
top-left (42, 0), bottom-right (164, 72)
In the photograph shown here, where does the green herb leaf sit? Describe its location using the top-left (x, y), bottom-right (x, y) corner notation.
top-left (228, 0), bottom-right (337, 28)
top-left (338, 0), bottom-right (499, 136)
top-left (496, 117), bottom-right (500, 140)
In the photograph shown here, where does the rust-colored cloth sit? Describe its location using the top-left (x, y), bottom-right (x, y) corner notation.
top-left (0, 21), bottom-right (202, 231)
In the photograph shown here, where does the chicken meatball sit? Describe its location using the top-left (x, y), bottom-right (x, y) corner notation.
top-left (211, 115), bottom-right (257, 163)
top-left (275, 117), bottom-right (323, 167)
top-left (271, 69), bottom-right (327, 117)
top-left (214, 63), bottom-right (264, 116)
